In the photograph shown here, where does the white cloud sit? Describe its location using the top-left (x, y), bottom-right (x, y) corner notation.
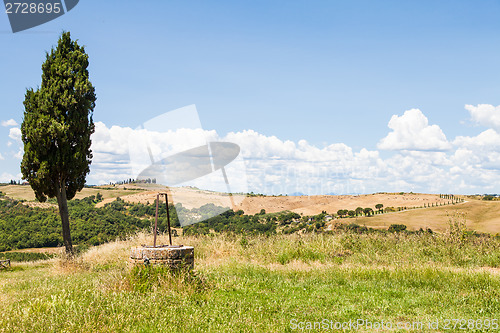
top-left (7, 127), bottom-right (23, 160)
top-left (84, 117), bottom-right (500, 195)
top-left (225, 130), bottom-right (297, 159)
top-left (0, 152), bottom-right (4, 160)
top-left (377, 109), bottom-right (451, 151)
top-left (453, 129), bottom-right (500, 149)
top-left (1, 119), bottom-right (18, 127)
top-left (0, 172), bottom-right (22, 183)
top-left (13, 149), bottom-right (23, 160)
top-left (465, 104), bottom-right (500, 130)
top-left (8, 102), bottom-right (500, 194)
top-left (8, 128), bottom-right (21, 142)
top-left (88, 122), bottom-right (374, 194)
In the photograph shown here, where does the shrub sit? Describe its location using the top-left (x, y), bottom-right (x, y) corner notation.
top-left (388, 224), bottom-right (407, 233)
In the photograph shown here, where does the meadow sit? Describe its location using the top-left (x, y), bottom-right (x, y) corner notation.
top-left (1, 226), bottom-right (499, 332)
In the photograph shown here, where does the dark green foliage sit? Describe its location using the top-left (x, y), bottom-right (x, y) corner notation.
top-left (183, 210), bottom-right (276, 236)
top-left (282, 226), bottom-right (301, 234)
top-left (337, 209), bottom-right (348, 217)
top-left (126, 200), bottom-right (182, 228)
top-left (315, 221), bottom-right (325, 229)
top-left (21, 32), bottom-right (96, 253)
top-left (363, 207), bottom-right (374, 216)
top-left (277, 211), bottom-right (301, 225)
top-left (0, 197), bottom-right (147, 251)
top-left (388, 224), bottom-right (407, 233)
top-left (310, 211), bottom-right (326, 221)
top-left (335, 223), bottom-right (372, 234)
top-left (0, 195), bottom-right (285, 250)
top-left (0, 199), bottom-right (61, 251)
top-left (21, 31), bottom-right (95, 203)
top-left (69, 198), bottom-right (149, 246)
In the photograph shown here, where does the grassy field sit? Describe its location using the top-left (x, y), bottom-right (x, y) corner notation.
top-left (0, 184), bottom-right (141, 202)
top-left (1, 227), bottom-right (499, 332)
top-left (353, 199), bottom-right (500, 234)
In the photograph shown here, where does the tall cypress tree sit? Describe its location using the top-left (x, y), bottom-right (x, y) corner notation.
top-left (21, 32), bottom-right (96, 254)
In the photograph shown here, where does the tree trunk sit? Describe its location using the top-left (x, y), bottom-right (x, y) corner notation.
top-left (56, 180), bottom-right (73, 254)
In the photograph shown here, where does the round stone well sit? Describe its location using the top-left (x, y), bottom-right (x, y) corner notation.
top-left (130, 245), bottom-right (194, 270)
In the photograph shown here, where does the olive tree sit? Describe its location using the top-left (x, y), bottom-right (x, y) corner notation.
top-left (21, 32), bottom-right (96, 254)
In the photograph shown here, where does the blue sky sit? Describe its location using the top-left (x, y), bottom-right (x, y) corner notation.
top-left (2, 1), bottom-right (500, 194)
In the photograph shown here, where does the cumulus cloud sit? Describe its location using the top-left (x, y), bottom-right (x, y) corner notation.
top-left (8, 128), bottom-right (21, 142)
top-left (82, 114), bottom-right (500, 195)
top-left (89, 122), bottom-right (242, 189)
top-left (377, 109), bottom-right (451, 151)
top-left (87, 122), bottom-right (381, 194)
top-left (465, 104), bottom-right (500, 130)
top-left (1, 119), bottom-right (18, 127)
top-left (454, 129), bottom-right (500, 149)
top-left (0, 172), bottom-right (22, 183)
top-left (7, 104), bottom-right (500, 194)
top-left (7, 127), bottom-right (23, 159)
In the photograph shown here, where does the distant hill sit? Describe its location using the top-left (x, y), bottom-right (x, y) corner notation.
top-left (351, 199), bottom-right (500, 234)
top-left (2, 184), bottom-right (498, 234)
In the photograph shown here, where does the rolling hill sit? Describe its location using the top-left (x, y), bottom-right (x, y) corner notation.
top-left (2, 184), bottom-right (498, 234)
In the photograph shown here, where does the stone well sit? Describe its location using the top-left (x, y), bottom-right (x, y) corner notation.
top-left (130, 245), bottom-right (194, 270)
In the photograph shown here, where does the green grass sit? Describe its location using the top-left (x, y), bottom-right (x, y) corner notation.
top-left (0, 251), bottom-right (56, 262)
top-left (0, 231), bottom-right (499, 332)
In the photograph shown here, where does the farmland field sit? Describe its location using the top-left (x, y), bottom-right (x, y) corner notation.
top-left (0, 232), bottom-right (499, 332)
top-left (354, 199), bottom-right (500, 234)
top-left (2, 184), bottom-right (499, 234)
top-left (0, 185), bottom-right (499, 332)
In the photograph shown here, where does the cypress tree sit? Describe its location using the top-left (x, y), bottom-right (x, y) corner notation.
top-left (21, 32), bottom-right (96, 254)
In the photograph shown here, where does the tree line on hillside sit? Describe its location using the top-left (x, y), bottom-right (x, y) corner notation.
top-left (0, 194), bottom-right (281, 251)
top-left (0, 195), bottom-right (149, 251)
top-left (335, 198), bottom-right (465, 219)
top-left (0, 190), bottom-right (489, 252)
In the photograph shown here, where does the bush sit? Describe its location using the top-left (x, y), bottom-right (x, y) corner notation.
top-left (388, 224), bottom-right (407, 233)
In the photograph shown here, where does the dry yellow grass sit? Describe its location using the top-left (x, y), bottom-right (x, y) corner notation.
top-left (53, 230), bottom-right (500, 275)
top-left (236, 192), bottom-right (451, 215)
top-left (1, 184), bottom-right (142, 205)
top-left (347, 198), bottom-right (500, 234)
top-left (95, 186), bottom-right (245, 209)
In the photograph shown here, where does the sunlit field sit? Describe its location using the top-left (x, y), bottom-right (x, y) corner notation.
top-left (1, 227), bottom-right (499, 332)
